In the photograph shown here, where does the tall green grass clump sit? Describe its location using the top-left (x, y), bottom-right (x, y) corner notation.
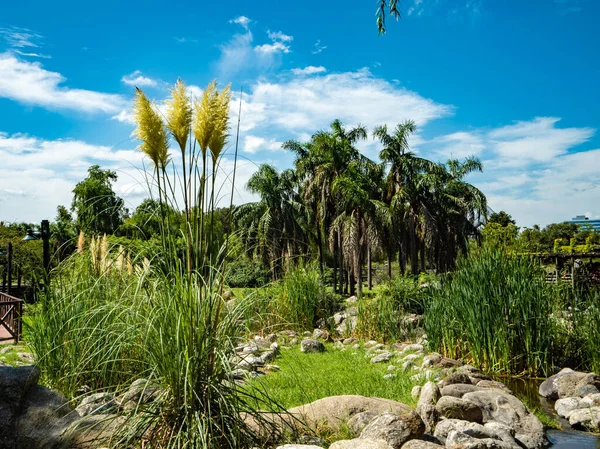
top-left (355, 275), bottom-right (434, 342)
top-left (28, 79), bottom-right (278, 449)
top-left (425, 246), bottom-right (554, 376)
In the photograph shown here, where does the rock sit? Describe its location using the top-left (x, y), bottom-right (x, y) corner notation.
top-left (438, 373), bottom-right (472, 388)
top-left (229, 369), bottom-right (247, 379)
top-left (360, 412), bottom-right (425, 449)
top-left (476, 381), bottom-right (512, 394)
top-left (303, 331), bottom-right (313, 337)
top-left (554, 397), bottom-right (581, 419)
top-left (555, 372), bottom-right (588, 399)
top-left (539, 368), bottom-right (576, 399)
top-left (400, 440), bottom-right (443, 448)
top-left (343, 338), bottom-right (357, 345)
top-left (330, 438), bottom-right (392, 449)
top-left (76, 392), bottom-right (117, 417)
top-left (462, 389), bottom-right (547, 449)
top-left (416, 382), bottom-right (440, 432)
top-left (384, 374), bottom-right (397, 380)
top-left (236, 355), bottom-right (264, 371)
top-left (441, 384), bottom-right (482, 398)
top-left (581, 393), bottom-right (600, 406)
top-left (260, 350), bottom-right (277, 364)
top-left (348, 410), bottom-right (379, 434)
top-left (438, 358), bottom-right (462, 368)
top-left (402, 362), bottom-right (416, 372)
top-left (301, 339), bottom-right (325, 353)
top-left (575, 373), bottom-right (600, 397)
top-left (411, 386), bottom-right (422, 401)
top-left (287, 395), bottom-right (412, 432)
top-left (371, 352), bottom-right (394, 364)
top-left (403, 354), bottom-right (421, 363)
top-left (0, 365), bottom-right (40, 405)
top-left (346, 296), bottom-right (358, 304)
top-left (435, 396), bottom-right (483, 423)
top-left (445, 430), bottom-right (519, 449)
top-left (65, 413), bottom-right (125, 448)
top-left (313, 329), bottom-right (329, 340)
top-left (334, 312), bottom-right (347, 325)
top-left (568, 406), bottom-right (600, 430)
top-left (399, 344), bottom-right (424, 355)
top-left (120, 378), bottom-right (161, 410)
top-left (276, 445), bottom-right (324, 449)
top-left (433, 420), bottom-right (518, 447)
top-left (290, 338), bottom-right (299, 345)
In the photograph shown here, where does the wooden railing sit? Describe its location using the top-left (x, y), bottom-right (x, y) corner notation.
top-left (0, 291), bottom-right (23, 343)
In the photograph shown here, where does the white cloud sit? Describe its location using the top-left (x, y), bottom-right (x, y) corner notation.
top-left (243, 135), bottom-right (283, 153)
top-left (230, 16), bottom-right (251, 30)
top-left (291, 66), bottom-right (326, 76)
top-left (218, 18), bottom-right (292, 75)
top-left (432, 131), bottom-right (485, 159)
top-left (489, 117), bottom-right (594, 165)
top-left (267, 31), bottom-right (293, 42)
top-left (240, 68), bottom-right (452, 136)
top-left (0, 52), bottom-right (127, 114)
top-left (13, 50), bottom-right (51, 59)
top-left (121, 70), bottom-right (158, 87)
top-left (0, 26), bottom-right (41, 48)
top-left (254, 41), bottom-right (291, 55)
top-left (312, 40), bottom-right (327, 54)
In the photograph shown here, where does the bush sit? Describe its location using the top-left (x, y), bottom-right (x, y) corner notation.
top-left (225, 257), bottom-right (270, 288)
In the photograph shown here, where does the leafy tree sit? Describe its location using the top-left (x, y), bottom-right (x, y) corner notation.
top-left (51, 205), bottom-right (76, 259)
top-left (488, 211), bottom-right (516, 227)
top-left (71, 165), bottom-right (126, 235)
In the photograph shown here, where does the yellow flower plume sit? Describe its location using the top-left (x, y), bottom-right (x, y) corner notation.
top-left (133, 88), bottom-right (170, 170)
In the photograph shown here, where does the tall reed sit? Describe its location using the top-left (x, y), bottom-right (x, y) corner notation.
top-left (425, 246), bottom-right (555, 376)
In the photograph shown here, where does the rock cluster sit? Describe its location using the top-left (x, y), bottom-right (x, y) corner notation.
top-left (542, 368), bottom-right (600, 430)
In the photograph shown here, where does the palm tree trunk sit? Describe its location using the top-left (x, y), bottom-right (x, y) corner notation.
top-left (420, 240), bottom-right (426, 272)
top-left (338, 231), bottom-right (345, 294)
top-left (333, 238), bottom-right (338, 293)
top-left (409, 217), bottom-right (418, 275)
top-left (367, 246), bottom-right (372, 290)
top-left (356, 220), bottom-right (363, 298)
top-left (387, 242), bottom-right (393, 279)
top-left (316, 211), bottom-right (324, 275)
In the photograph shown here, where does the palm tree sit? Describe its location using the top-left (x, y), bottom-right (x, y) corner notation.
top-left (374, 121), bottom-right (440, 275)
top-left (235, 164), bottom-right (306, 279)
top-left (286, 119), bottom-right (368, 293)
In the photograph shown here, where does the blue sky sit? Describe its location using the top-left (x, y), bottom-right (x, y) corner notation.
top-left (0, 0), bottom-right (598, 227)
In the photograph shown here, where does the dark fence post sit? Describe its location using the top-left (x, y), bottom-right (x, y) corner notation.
top-left (7, 242), bottom-right (12, 296)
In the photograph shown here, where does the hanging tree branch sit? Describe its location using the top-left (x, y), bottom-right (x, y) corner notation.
top-left (377, 0), bottom-right (401, 35)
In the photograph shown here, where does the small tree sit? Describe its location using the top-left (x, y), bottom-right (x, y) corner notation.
top-left (71, 165), bottom-right (126, 235)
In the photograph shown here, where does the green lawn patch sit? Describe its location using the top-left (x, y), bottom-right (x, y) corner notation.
top-left (246, 343), bottom-right (425, 409)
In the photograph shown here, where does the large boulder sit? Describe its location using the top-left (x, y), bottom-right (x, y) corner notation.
top-left (539, 368), bottom-right (579, 399)
top-left (360, 412), bottom-right (425, 449)
top-left (276, 445), bottom-right (324, 449)
top-left (462, 389), bottom-right (547, 449)
top-left (554, 397), bottom-right (581, 419)
top-left (120, 378), bottom-right (161, 411)
top-left (435, 396), bottom-right (483, 423)
top-left (445, 430), bottom-right (520, 449)
top-left (433, 420), bottom-right (520, 448)
top-left (348, 411), bottom-right (379, 434)
top-left (14, 385), bottom-right (76, 449)
top-left (438, 373), bottom-right (472, 389)
top-left (416, 382), bottom-right (440, 431)
top-left (287, 396), bottom-right (413, 433)
top-left (76, 392), bottom-right (117, 417)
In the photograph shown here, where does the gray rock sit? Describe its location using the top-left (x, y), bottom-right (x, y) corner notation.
top-left (75, 392), bottom-right (117, 417)
top-left (313, 329), bottom-right (329, 340)
top-left (445, 430), bottom-right (518, 449)
top-left (348, 410), bottom-right (379, 434)
top-left (229, 369), bottom-right (247, 379)
top-left (539, 368), bottom-right (576, 399)
top-left (384, 374), bottom-right (397, 380)
top-left (555, 372), bottom-right (588, 399)
top-left (442, 384), bottom-right (482, 398)
top-left (581, 393), bottom-right (600, 406)
top-left (433, 420), bottom-right (519, 448)
top-left (416, 382), bottom-right (440, 432)
top-left (462, 389), bottom-right (547, 449)
top-left (400, 440), bottom-right (442, 448)
top-left (301, 339), bottom-right (325, 353)
top-left (371, 352), bottom-right (394, 364)
top-left (360, 412), bottom-right (425, 449)
top-left (438, 373), bottom-right (472, 388)
top-left (411, 386), bottom-right (422, 401)
top-left (15, 384), bottom-right (77, 449)
top-left (343, 338), bottom-right (357, 345)
top-left (120, 378), bottom-right (161, 410)
top-left (435, 396), bottom-right (483, 423)
top-left (346, 295), bottom-right (358, 304)
top-left (568, 406), bottom-right (600, 430)
top-left (554, 397), bottom-right (581, 419)
top-left (331, 438), bottom-right (392, 449)
top-left (334, 312), bottom-right (347, 325)
top-left (476, 381), bottom-right (511, 394)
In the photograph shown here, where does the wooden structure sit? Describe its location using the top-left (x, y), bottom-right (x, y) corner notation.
top-left (533, 252), bottom-right (600, 286)
top-left (0, 291), bottom-right (23, 343)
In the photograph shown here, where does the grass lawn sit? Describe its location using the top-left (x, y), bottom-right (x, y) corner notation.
top-left (246, 343), bottom-right (426, 409)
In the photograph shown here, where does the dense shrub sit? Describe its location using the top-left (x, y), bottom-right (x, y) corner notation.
top-left (225, 257), bottom-right (270, 288)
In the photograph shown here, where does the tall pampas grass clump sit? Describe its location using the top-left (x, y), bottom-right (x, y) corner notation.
top-left (28, 79), bottom-right (280, 449)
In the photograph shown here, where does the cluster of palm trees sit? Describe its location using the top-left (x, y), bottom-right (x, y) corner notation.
top-left (235, 119), bottom-right (487, 297)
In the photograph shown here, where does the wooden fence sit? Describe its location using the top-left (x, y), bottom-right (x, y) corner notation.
top-left (0, 291), bottom-right (23, 343)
